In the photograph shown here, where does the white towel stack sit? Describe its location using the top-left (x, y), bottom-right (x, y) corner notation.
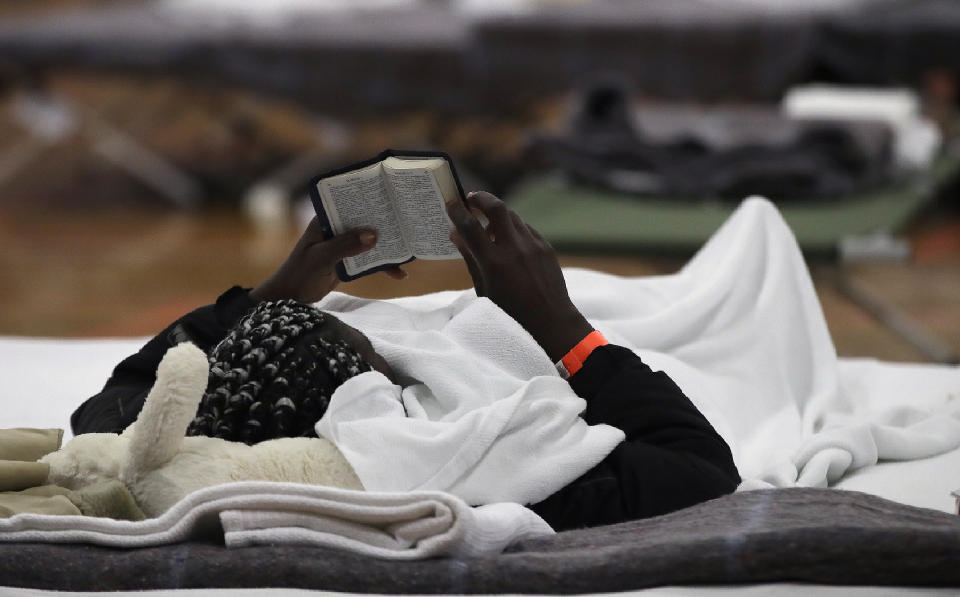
top-left (0, 481), bottom-right (553, 559)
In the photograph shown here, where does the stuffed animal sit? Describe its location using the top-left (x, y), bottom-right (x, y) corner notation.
top-left (42, 343), bottom-right (362, 518)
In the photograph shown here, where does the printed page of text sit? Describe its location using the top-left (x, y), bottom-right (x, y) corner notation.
top-left (384, 164), bottom-right (459, 259)
top-left (317, 163), bottom-right (410, 275)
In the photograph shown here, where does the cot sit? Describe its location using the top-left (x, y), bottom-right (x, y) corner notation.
top-left (3, 199), bottom-right (960, 595)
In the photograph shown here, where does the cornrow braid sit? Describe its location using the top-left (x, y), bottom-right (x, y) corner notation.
top-left (186, 299), bottom-right (373, 445)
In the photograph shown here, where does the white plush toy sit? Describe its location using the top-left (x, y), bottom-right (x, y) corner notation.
top-left (42, 343), bottom-right (362, 518)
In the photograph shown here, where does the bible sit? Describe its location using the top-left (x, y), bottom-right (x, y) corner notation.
top-left (309, 150), bottom-right (467, 281)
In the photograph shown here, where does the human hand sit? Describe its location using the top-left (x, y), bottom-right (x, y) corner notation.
top-left (446, 191), bottom-right (593, 362)
top-left (250, 216), bottom-right (406, 304)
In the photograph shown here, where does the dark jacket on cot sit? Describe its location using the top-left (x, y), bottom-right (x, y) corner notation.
top-left (71, 286), bottom-right (741, 531)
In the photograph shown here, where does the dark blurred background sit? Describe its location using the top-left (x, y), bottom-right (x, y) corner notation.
top-left (0, 0), bottom-right (958, 362)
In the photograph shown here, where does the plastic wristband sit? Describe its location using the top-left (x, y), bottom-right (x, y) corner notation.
top-left (555, 330), bottom-right (608, 380)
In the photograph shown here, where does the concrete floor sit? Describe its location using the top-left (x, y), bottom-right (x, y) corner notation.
top-left (1, 205), bottom-right (957, 364)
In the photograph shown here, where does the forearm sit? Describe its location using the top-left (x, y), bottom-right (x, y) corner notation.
top-left (531, 344), bottom-right (740, 530)
top-left (571, 345), bottom-right (738, 475)
top-left (530, 439), bottom-right (740, 530)
top-left (528, 309), bottom-right (595, 364)
top-left (70, 287), bottom-right (257, 435)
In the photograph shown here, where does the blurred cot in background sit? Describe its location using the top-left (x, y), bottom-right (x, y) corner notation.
top-left (0, 0), bottom-right (958, 361)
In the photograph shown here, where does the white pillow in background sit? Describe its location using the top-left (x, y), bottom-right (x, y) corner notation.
top-left (783, 84), bottom-right (942, 170)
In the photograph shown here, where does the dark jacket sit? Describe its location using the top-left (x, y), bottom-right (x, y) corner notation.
top-left (71, 287), bottom-right (740, 530)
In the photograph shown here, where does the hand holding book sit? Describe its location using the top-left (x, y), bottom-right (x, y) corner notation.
top-left (250, 217), bottom-right (407, 304)
top-left (310, 150), bottom-right (466, 281)
top-left (251, 149), bottom-right (460, 304)
top-left (253, 148), bottom-right (592, 362)
top-left (446, 191), bottom-right (593, 363)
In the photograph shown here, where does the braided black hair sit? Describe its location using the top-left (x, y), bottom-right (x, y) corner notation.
top-left (186, 299), bottom-right (373, 445)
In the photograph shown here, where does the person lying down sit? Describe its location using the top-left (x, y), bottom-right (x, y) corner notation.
top-left (70, 191), bottom-right (740, 531)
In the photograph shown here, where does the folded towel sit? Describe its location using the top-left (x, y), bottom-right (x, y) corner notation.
top-left (0, 481), bottom-right (552, 559)
top-left (221, 488), bottom-right (553, 559)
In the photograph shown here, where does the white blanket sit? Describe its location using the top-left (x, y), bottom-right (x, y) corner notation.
top-left (316, 197), bottom-right (960, 497)
top-left (0, 481), bottom-right (552, 559)
top-left (315, 295), bottom-right (625, 506)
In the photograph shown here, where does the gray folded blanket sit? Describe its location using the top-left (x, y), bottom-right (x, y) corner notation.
top-left (2, 488), bottom-right (958, 592)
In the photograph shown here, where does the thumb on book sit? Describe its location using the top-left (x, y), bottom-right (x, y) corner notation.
top-left (322, 228), bottom-right (377, 259)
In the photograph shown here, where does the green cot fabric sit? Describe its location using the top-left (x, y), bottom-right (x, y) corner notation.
top-left (0, 480), bottom-right (145, 521)
top-left (0, 428), bottom-right (62, 492)
top-left (0, 429), bottom-right (145, 520)
top-left (0, 428), bottom-right (68, 516)
top-left (0, 485), bottom-right (81, 518)
top-left (510, 149), bottom-right (960, 256)
top-left (0, 460), bottom-right (50, 493)
top-left (0, 428), bottom-right (63, 462)
top-left (69, 480), bottom-right (145, 521)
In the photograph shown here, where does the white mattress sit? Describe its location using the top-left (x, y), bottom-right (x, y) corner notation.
top-left (3, 334), bottom-right (960, 515)
top-left (2, 336), bottom-right (146, 436)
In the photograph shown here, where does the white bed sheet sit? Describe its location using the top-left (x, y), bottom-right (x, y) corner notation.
top-left (833, 357), bottom-right (960, 514)
top-left (1, 336), bottom-right (145, 437)
top-left (2, 334), bottom-right (959, 517)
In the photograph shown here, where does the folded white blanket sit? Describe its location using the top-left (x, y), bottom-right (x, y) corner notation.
top-left (0, 481), bottom-right (553, 559)
top-left (316, 197), bottom-right (960, 495)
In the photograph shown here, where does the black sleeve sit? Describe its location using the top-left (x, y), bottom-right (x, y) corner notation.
top-left (70, 286), bottom-right (257, 435)
top-left (530, 344), bottom-right (740, 530)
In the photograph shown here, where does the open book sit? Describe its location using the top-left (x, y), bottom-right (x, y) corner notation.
top-left (309, 150), bottom-right (466, 281)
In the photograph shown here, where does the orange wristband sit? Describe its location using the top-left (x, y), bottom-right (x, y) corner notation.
top-left (556, 330), bottom-right (608, 379)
